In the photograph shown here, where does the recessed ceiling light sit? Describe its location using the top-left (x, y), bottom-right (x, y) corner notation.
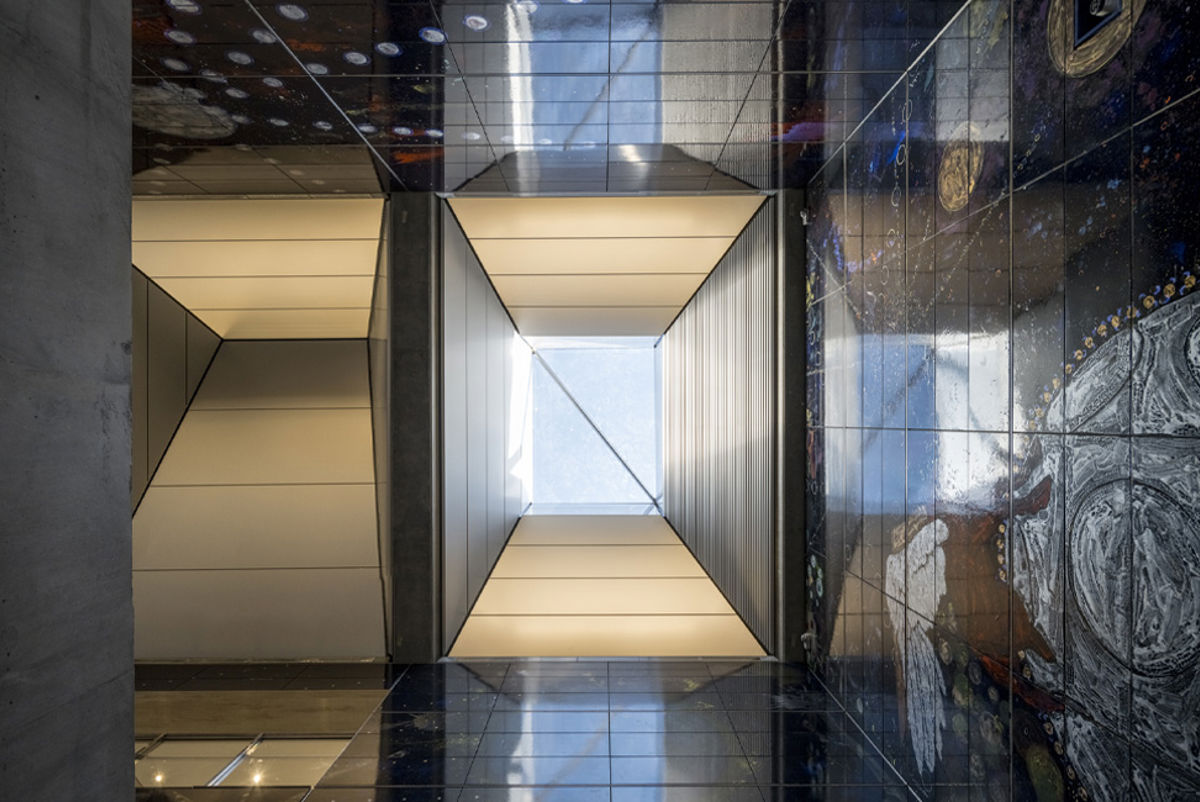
top-left (343, 51), bottom-right (369, 66)
top-left (250, 28), bottom-right (277, 44)
top-left (357, 123), bottom-right (378, 133)
top-left (231, 113), bottom-right (252, 124)
top-left (375, 42), bottom-right (401, 56)
top-left (462, 131), bottom-right (482, 140)
top-left (226, 50), bottom-right (253, 65)
top-left (463, 14), bottom-right (489, 31)
top-left (419, 27), bottom-right (447, 44)
top-left (513, 0), bottom-right (539, 12)
top-left (225, 87), bottom-right (249, 99)
top-left (313, 120), bottom-right (334, 131)
top-left (262, 77), bottom-right (284, 88)
top-left (199, 68), bottom-right (225, 83)
top-left (268, 117), bottom-right (289, 127)
top-left (166, 0), bottom-right (201, 14)
top-left (305, 62), bottom-right (329, 75)
top-left (426, 128), bottom-right (444, 138)
top-left (160, 57), bottom-right (190, 71)
top-left (164, 29), bottom-right (196, 45)
top-left (276, 3), bottom-right (308, 21)
top-left (392, 126), bottom-right (413, 135)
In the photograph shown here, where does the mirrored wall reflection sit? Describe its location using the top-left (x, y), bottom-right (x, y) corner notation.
top-left (135, 737), bottom-right (348, 791)
top-left (302, 660), bottom-right (907, 799)
top-left (805, 0), bottom-right (1200, 797)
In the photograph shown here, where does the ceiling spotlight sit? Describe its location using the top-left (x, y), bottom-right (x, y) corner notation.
top-left (426, 128), bottom-right (444, 138)
top-left (357, 123), bottom-right (378, 133)
top-left (166, 0), bottom-right (201, 14)
top-left (160, 57), bottom-right (190, 71)
top-left (343, 51), bottom-right (369, 65)
top-left (262, 77), bottom-right (284, 88)
top-left (250, 28), bottom-right (277, 44)
top-left (463, 14), bottom-right (489, 31)
top-left (268, 117), bottom-right (289, 127)
top-left (392, 126), bottom-right (413, 135)
top-left (198, 68), bottom-right (225, 83)
top-left (313, 120), bottom-right (334, 131)
top-left (276, 3), bottom-right (308, 21)
top-left (375, 41), bottom-right (402, 56)
top-left (305, 62), bottom-right (329, 75)
top-left (419, 27), bottom-right (447, 44)
top-left (225, 50), bottom-right (253, 65)
top-left (513, 0), bottom-right (539, 12)
top-left (225, 87), bottom-right (249, 99)
top-left (164, 29), bottom-right (196, 45)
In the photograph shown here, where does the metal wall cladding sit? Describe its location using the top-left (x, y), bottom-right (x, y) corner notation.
top-left (442, 203), bottom-right (530, 651)
top-left (368, 201), bottom-right (392, 650)
top-left (661, 197), bottom-right (776, 653)
top-left (131, 267), bottom-right (221, 511)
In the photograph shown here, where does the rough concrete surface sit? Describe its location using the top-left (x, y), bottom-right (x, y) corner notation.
top-left (0, 1), bottom-right (133, 798)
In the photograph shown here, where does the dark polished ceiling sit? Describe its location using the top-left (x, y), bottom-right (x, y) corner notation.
top-left (132, 0), bottom-right (957, 195)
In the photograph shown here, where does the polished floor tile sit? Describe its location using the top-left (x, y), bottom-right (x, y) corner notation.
top-left (133, 660), bottom-right (917, 800)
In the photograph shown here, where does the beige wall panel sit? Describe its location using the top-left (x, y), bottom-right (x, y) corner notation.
top-left (133, 568), bottom-right (385, 659)
top-left (510, 306), bottom-right (679, 336)
top-left (450, 614), bottom-right (764, 657)
top-left (133, 484), bottom-right (378, 569)
top-left (510, 515), bottom-right (680, 545)
top-left (472, 237), bottom-right (734, 275)
top-left (132, 198), bottom-right (384, 241)
top-left (490, 545), bottom-right (705, 578)
top-left (492, 273), bottom-right (707, 307)
top-left (197, 309), bottom-right (368, 339)
top-left (191, 340), bottom-right (369, 410)
top-left (132, 240), bottom-right (379, 279)
top-left (155, 276), bottom-right (374, 311)
top-left (153, 408), bottom-right (373, 485)
top-left (472, 577), bottom-right (735, 615)
top-left (449, 195), bottom-right (765, 239)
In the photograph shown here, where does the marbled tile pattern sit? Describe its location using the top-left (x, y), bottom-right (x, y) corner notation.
top-left (803, 0), bottom-right (1200, 797)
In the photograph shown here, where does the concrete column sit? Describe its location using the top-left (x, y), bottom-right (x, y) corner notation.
top-left (386, 193), bottom-right (443, 661)
top-left (0, 1), bottom-right (133, 797)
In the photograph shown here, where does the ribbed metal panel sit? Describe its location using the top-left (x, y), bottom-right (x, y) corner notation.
top-left (442, 204), bottom-right (528, 650)
top-left (661, 197), bottom-right (776, 652)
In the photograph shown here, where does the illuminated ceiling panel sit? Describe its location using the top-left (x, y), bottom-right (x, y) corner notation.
top-left (132, 198), bottom-right (383, 339)
top-left (449, 194), bottom-right (766, 336)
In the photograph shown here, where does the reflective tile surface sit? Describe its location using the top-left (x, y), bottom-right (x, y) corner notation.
top-left (135, 660), bottom-right (916, 800)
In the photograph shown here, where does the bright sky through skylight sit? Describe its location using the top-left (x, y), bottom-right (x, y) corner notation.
top-left (529, 337), bottom-right (660, 507)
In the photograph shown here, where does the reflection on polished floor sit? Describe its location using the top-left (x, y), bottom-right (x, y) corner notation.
top-left (134, 660), bottom-right (912, 801)
top-left (450, 516), bottom-right (765, 658)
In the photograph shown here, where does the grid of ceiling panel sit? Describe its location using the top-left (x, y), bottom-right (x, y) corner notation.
top-left (448, 194), bottom-right (766, 336)
top-left (131, 198), bottom-right (383, 339)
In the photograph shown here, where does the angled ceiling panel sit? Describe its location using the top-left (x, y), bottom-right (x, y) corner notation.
top-left (472, 237), bottom-right (736, 276)
top-left (132, 198), bottom-right (383, 339)
top-left (449, 194), bottom-right (765, 336)
top-left (491, 274), bottom-right (707, 308)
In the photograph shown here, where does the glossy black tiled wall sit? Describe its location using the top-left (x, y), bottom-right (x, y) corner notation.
top-left (804, 0), bottom-right (1200, 798)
